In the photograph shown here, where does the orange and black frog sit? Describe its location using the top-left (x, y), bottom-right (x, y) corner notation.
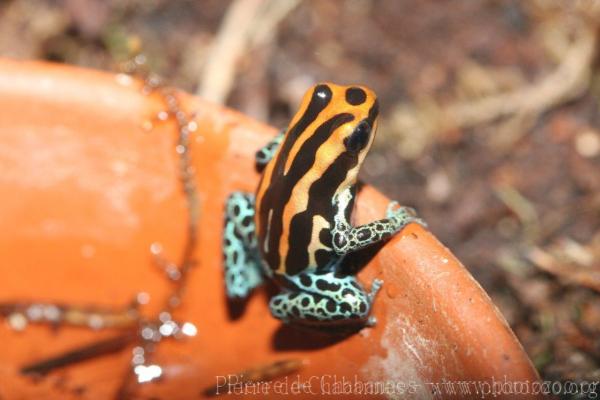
top-left (222, 83), bottom-right (425, 330)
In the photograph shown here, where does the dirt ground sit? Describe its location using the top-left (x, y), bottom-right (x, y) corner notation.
top-left (1, 0), bottom-right (599, 393)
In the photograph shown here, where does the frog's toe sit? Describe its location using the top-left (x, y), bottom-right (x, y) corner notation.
top-left (385, 201), bottom-right (400, 217)
top-left (269, 293), bottom-right (293, 323)
top-left (368, 279), bottom-right (383, 302)
top-left (387, 205), bottom-right (416, 219)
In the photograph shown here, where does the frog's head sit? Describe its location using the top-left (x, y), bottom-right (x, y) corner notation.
top-left (282, 83), bottom-right (379, 191)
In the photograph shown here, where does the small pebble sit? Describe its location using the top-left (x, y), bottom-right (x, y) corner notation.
top-left (574, 129), bottom-right (600, 158)
top-left (426, 170), bottom-right (452, 203)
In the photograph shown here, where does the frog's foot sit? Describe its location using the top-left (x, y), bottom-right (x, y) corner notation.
top-left (364, 279), bottom-right (383, 326)
top-left (367, 278), bottom-right (383, 303)
top-left (386, 201), bottom-right (427, 229)
top-left (269, 272), bottom-right (378, 329)
top-left (223, 192), bottom-right (264, 299)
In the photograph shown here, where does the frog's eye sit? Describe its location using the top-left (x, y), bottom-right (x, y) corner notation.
top-left (344, 120), bottom-right (371, 152)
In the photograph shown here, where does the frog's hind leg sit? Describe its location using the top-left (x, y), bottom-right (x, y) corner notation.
top-left (269, 272), bottom-right (382, 328)
top-left (223, 192), bottom-right (264, 299)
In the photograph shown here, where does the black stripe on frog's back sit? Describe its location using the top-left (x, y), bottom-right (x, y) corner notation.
top-left (255, 84), bottom-right (332, 225)
top-left (258, 111), bottom-right (355, 272)
top-left (271, 84), bottom-right (333, 179)
top-left (255, 85), bottom-right (332, 244)
top-left (284, 99), bottom-right (379, 274)
top-left (285, 155), bottom-right (358, 274)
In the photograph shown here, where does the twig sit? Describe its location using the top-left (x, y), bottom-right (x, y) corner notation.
top-left (197, 0), bottom-right (263, 103)
top-left (21, 332), bottom-right (136, 376)
top-left (493, 185), bottom-right (540, 243)
top-left (527, 241), bottom-right (600, 293)
top-left (391, 20), bottom-right (597, 158)
top-left (196, 0), bottom-right (300, 103)
top-left (247, 0), bottom-right (302, 48)
top-left (445, 25), bottom-right (595, 130)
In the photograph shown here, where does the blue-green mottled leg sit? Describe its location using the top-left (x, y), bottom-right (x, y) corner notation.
top-left (332, 197), bottom-right (427, 256)
top-left (255, 130), bottom-right (285, 171)
top-left (223, 192), bottom-right (264, 299)
top-left (269, 272), bottom-right (383, 327)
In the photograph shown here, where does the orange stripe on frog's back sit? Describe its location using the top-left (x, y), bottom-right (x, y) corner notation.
top-left (254, 91), bottom-right (313, 238)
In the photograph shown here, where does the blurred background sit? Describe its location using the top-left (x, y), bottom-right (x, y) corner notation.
top-left (1, 0), bottom-right (599, 387)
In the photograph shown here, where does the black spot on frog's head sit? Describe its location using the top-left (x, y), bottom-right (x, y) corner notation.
top-left (345, 87), bottom-right (367, 105)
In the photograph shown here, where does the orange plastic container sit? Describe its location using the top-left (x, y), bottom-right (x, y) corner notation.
top-left (0, 59), bottom-right (540, 399)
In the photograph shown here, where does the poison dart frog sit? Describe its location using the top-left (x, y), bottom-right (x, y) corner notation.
top-left (222, 83), bottom-right (425, 329)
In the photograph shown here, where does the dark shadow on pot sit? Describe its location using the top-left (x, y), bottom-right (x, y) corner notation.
top-left (271, 323), bottom-right (353, 351)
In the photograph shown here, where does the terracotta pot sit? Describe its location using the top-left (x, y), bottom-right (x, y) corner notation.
top-left (0, 59), bottom-right (541, 399)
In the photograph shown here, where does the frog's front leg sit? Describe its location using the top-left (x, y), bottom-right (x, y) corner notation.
top-left (223, 192), bottom-right (264, 299)
top-left (255, 130), bottom-right (285, 172)
top-left (332, 189), bottom-right (426, 255)
top-left (269, 272), bottom-right (383, 327)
